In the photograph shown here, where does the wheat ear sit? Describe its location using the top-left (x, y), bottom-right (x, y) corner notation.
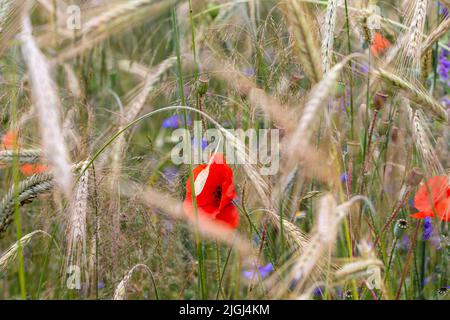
top-left (321, 0), bottom-right (338, 73)
top-left (376, 68), bottom-right (448, 122)
top-left (0, 149), bottom-right (41, 164)
top-left (113, 264), bottom-right (153, 300)
top-left (20, 14), bottom-right (73, 197)
top-left (282, 0), bottom-right (323, 83)
top-left (65, 160), bottom-right (90, 285)
top-left (0, 173), bottom-right (54, 235)
top-left (0, 230), bottom-right (54, 272)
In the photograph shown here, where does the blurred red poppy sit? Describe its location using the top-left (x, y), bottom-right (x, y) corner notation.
top-left (370, 32), bottom-right (390, 56)
top-left (183, 153), bottom-right (239, 229)
top-left (1, 130), bottom-right (48, 176)
top-left (412, 176), bottom-right (450, 222)
top-left (1, 130), bottom-right (17, 150)
top-left (19, 163), bottom-right (48, 176)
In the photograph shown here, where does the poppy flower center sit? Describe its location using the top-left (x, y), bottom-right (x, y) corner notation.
top-left (213, 186), bottom-right (222, 203)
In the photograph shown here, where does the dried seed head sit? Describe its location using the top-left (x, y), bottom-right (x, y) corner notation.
top-left (197, 75), bottom-right (210, 96)
top-left (391, 126), bottom-right (400, 143)
top-left (374, 92), bottom-right (388, 110)
top-left (344, 290), bottom-right (353, 300)
top-left (407, 167), bottom-right (424, 187)
top-left (394, 219), bottom-right (408, 238)
top-left (437, 287), bottom-right (448, 296)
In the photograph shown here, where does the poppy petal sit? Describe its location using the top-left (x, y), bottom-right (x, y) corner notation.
top-left (20, 164), bottom-right (48, 176)
top-left (414, 176), bottom-right (449, 212)
top-left (215, 202), bottom-right (239, 229)
top-left (436, 197), bottom-right (450, 222)
top-left (411, 211), bottom-right (434, 219)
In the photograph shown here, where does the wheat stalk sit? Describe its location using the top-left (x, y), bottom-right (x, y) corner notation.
top-left (409, 107), bottom-right (444, 175)
top-left (52, 0), bottom-right (178, 64)
top-left (321, 0), bottom-right (338, 73)
top-left (20, 14), bottom-right (73, 197)
top-left (0, 230), bottom-right (54, 273)
top-left (0, 0), bottom-right (26, 55)
top-left (65, 160), bottom-right (90, 285)
top-left (281, 0), bottom-right (323, 83)
top-left (421, 17), bottom-right (450, 55)
top-left (0, 149), bottom-right (41, 164)
top-left (286, 54), bottom-right (361, 167)
top-left (81, 0), bottom-right (156, 36)
top-left (376, 68), bottom-right (448, 122)
top-left (113, 263), bottom-right (152, 300)
top-left (0, 173), bottom-right (54, 235)
top-left (393, 0), bottom-right (428, 81)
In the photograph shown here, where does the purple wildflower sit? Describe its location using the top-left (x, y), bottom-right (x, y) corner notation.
top-left (441, 96), bottom-right (450, 109)
top-left (162, 166), bottom-right (179, 182)
top-left (438, 45), bottom-right (450, 85)
top-left (97, 281), bottom-right (105, 289)
top-left (242, 67), bottom-right (255, 77)
top-left (398, 235), bottom-right (410, 251)
top-left (340, 173), bottom-right (348, 183)
top-left (192, 136), bottom-right (208, 150)
top-left (360, 63), bottom-right (369, 74)
top-left (243, 263), bottom-right (274, 280)
top-left (313, 286), bottom-right (324, 298)
top-left (423, 217), bottom-right (433, 241)
top-left (439, 2), bottom-right (449, 17)
top-left (162, 114), bottom-right (191, 129)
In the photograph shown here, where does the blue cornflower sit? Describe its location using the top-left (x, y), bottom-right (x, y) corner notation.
top-left (162, 114), bottom-right (191, 129)
top-left (243, 263), bottom-right (274, 280)
top-left (242, 67), bottom-right (255, 77)
top-left (162, 166), bottom-right (179, 182)
top-left (313, 286), bottom-right (324, 298)
top-left (438, 45), bottom-right (450, 85)
top-left (439, 2), bottom-right (449, 17)
top-left (441, 96), bottom-right (450, 109)
top-left (423, 217), bottom-right (433, 241)
top-left (192, 136), bottom-right (208, 150)
top-left (398, 235), bottom-right (410, 251)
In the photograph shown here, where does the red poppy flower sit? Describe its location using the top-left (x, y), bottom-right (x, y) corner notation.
top-left (370, 32), bottom-right (390, 56)
top-left (183, 153), bottom-right (239, 229)
top-left (1, 130), bottom-right (48, 176)
top-left (412, 176), bottom-right (450, 222)
top-left (2, 130), bottom-right (17, 150)
top-left (19, 163), bottom-right (48, 176)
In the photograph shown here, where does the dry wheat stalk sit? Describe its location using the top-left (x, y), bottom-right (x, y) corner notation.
top-left (376, 68), bottom-right (448, 122)
top-left (0, 173), bottom-right (54, 235)
top-left (81, 0), bottom-right (155, 36)
top-left (123, 57), bottom-right (176, 124)
top-left (20, 14), bottom-right (73, 197)
top-left (409, 107), bottom-right (444, 175)
top-left (286, 54), bottom-right (361, 167)
top-left (52, 0), bottom-right (177, 64)
top-left (421, 17), bottom-right (450, 55)
top-left (321, 0), bottom-right (338, 73)
top-left (0, 230), bottom-right (54, 272)
top-left (113, 263), bottom-right (151, 300)
top-left (65, 160), bottom-right (90, 285)
top-left (281, 0), bottom-right (323, 83)
top-left (284, 194), bottom-right (338, 294)
top-left (0, 0), bottom-right (26, 55)
top-left (0, 149), bottom-right (41, 164)
top-left (391, 0), bottom-right (428, 82)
